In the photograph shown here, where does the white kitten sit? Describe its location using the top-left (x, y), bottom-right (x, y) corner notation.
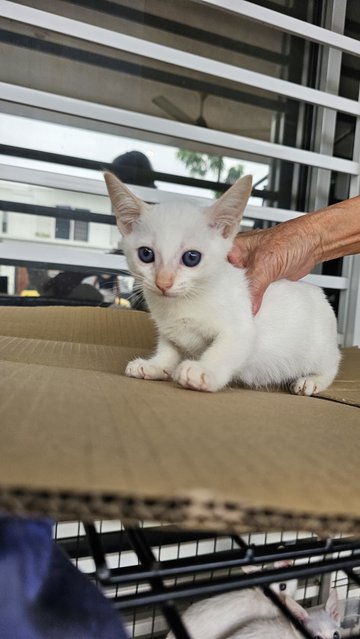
top-left (165, 589), bottom-right (341, 639)
top-left (218, 616), bottom-right (303, 639)
top-left (286, 590), bottom-right (341, 639)
top-left (166, 589), bottom-right (285, 639)
top-left (104, 173), bottom-right (340, 395)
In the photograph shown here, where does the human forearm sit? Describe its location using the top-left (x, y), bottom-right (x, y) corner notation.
top-left (229, 193), bottom-right (360, 314)
top-left (308, 195), bottom-right (360, 265)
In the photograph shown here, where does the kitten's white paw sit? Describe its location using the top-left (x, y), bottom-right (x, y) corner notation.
top-left (173, 360), bottom-right (222, 392)
top-left (125, 358), bottom-right (171, 381)
top-left (291, 374), bottom-right (329, 396)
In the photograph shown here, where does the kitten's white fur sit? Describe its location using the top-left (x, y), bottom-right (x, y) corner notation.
top-left (104, 173), bottom-right (340, 395)
top-left (165, 588), bottom-right (341, 639)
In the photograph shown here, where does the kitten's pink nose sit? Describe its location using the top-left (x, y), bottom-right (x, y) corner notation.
top-left (155, 272), bottom-right (174, 294)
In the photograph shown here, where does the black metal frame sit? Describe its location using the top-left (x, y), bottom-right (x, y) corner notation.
top-left (56, 524), bottom-right (360, 639)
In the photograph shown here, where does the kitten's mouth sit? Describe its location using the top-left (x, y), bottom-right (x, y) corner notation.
top-left (158, 290), bottom-right (178, 297)
top-left (146, 285), bottom-right (183, 298)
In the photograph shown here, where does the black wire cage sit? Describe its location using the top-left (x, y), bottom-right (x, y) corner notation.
top-left (54, 521), bottom-right (360, 639)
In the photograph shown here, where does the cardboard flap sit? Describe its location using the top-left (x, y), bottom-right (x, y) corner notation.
top-left (0, 306), bottom-right (156, 348)
top-left (0, 307), bottom-right (359, 535)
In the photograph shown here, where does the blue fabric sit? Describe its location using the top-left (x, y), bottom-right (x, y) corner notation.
top-left (0, 515), bottom-right (128, 639)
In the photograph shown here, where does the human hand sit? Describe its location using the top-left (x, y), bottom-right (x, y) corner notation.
top-left (228, 218), bottom-right (318, 314)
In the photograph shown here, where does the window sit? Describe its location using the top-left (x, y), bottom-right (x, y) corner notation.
top-left (74, 220), bottom-right (89, 242)
top-left (1, 212), bottom-right (8, 234)
top-left (55, 217), bottom-right (70, 240)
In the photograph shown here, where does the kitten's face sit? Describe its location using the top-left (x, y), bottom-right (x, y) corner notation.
top-left (304, 612), bottom-right (340, 639)
top-left (104, 171), bottom-right (253, 298)
top-left (124, 204), bottom-right (228, 298)
top-left (285, 590), bottom-right (341, 639)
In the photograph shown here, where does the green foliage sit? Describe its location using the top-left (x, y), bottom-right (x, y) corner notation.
top-left (176, 149), bottom-right (243, 196)
top-left (176, 149), bottom-right (210, 177)
top-left (226, 165), bottom-right (243, 184)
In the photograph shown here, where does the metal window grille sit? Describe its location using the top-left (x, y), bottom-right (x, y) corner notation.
top-left (73, 219), bottom-right (89, 242)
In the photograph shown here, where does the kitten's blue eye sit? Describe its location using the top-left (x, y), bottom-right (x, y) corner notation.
top-left (182, 250), bottom-right (201, 267)
top-left (138, 247), bottom-right (155, 263)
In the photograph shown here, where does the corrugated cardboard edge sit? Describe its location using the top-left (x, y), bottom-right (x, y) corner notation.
top-left (1, 486), bottom-right (359, 537)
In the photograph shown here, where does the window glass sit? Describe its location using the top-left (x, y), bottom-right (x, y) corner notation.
top-left (55, 217), bottom-right (70, 240)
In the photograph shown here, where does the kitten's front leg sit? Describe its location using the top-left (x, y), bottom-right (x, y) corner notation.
top-left (174, 330), bottom-right (254, 392)
top-left (126, 337), bottom-right (181, 381)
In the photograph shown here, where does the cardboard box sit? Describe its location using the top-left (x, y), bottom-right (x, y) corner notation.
top-left (0, 306), bottom-right (359, 535)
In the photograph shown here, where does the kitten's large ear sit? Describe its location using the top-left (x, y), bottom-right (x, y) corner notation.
top-left (325, 590), bottom-right (341, 623)
top-left (104, 172), bottom-right (145, 235)
top-left (206, 175), bottom-right (252, 239)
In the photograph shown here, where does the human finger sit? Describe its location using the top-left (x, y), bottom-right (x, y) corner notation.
top-left (228, 244), bottom-right (248, 267)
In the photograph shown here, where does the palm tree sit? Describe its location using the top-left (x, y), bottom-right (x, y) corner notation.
top-left (176, 150), bottom-right (243, 196)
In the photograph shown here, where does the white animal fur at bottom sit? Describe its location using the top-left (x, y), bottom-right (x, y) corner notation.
top-left (166, 589), bottom-right (341, 639)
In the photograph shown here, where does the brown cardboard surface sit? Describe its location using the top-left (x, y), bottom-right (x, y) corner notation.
top-left (0, 306), bottom-right (157, 347)
top-left (318, 347), bottom-right (360, 407)
top-left (0, 306), bottom-right (359, 535)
